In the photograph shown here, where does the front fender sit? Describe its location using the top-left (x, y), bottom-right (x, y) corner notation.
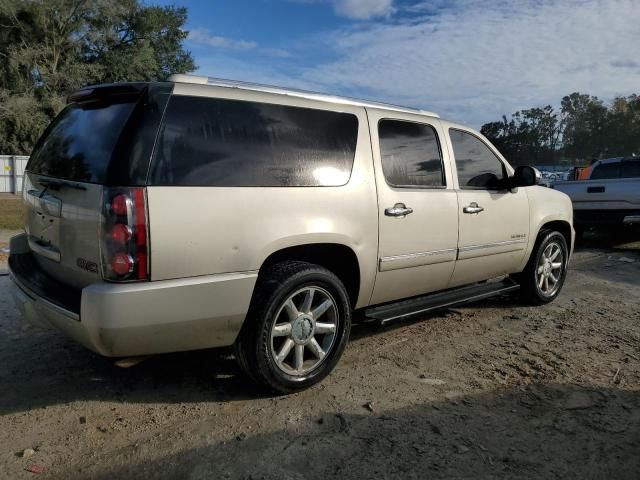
top-left (518, 187), bottom-right (574, 271)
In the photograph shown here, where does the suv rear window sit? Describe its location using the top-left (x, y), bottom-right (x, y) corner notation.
top-left (150, 95), bottom-right (359, 187)
top-left (26, 83), bottom-right (172, 185)
top-left (28, 100), bottom-right (136, 183)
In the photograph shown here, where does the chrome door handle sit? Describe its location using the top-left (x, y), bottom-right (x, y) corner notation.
top-left (385, 203), bottom-right (414, 217)
top-left (463, 202), bottom-right (484, 214)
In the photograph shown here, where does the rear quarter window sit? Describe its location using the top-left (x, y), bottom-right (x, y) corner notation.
top-left (149, 95), bottom-right (359, 187)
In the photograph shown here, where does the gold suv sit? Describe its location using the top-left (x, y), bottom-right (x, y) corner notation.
top-left (9, 75), bottom-right (574, 393)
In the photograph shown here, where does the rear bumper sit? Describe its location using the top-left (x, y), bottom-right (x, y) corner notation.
top-left (9, 234), bottom-right (257, 357)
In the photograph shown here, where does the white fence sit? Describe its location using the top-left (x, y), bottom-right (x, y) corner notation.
top-left (0, 155), bottom-right (29, 194)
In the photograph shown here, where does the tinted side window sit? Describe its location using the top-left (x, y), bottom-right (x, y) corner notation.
top-left (591, 163), bottom-right (620, 179)
top-left (450, 129), bottom-right (506, 189)
top-left (150, 95), bottom-right (359, 186)
top-left (378, 120), bottom-right (444, 187)
top-left (621, 161), bottom-right (640, 178)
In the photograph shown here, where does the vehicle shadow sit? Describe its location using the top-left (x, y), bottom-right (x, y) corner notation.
top-left (575, 227), bottom-right (640, 251)
top-left (0, 325), bottom-right (269, 416)
top-left (0, 289), bottom-right (580, 417)
top-left (572, 228), bottom-right (640, 286)
top-left (70, 383), bottom-right (640, 479)
top-left (0, 278), bottom-right (518, 416)
top-left (0, 294), bottom-right (525, 416)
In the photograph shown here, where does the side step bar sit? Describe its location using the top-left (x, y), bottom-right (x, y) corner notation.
top-left (365, 278), bottom-right (520, 325)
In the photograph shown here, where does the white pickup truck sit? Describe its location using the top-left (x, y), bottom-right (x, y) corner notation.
top-left (553, 157), bottom-right (640, 234)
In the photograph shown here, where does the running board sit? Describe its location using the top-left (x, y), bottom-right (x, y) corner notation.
top-left (365, 279), bottom-right (520, 325)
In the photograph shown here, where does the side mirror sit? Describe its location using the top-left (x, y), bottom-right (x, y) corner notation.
top-left (510, 165), bottom-right (541, 188)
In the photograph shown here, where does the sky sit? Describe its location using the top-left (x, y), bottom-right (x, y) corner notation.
top-left (152, 0), bottom-right (640, 127)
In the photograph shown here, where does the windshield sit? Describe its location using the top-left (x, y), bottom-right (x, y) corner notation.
top-left (27, 100), bottom-right (136, 184)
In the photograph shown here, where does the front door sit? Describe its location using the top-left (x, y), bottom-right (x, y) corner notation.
top-left (446, 128), bottom-right (530, 287)
top-left (368, 111), bottom-right (459, 305)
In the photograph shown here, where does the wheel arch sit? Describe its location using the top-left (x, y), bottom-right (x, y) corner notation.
top-left (258, 243), bottom-right (362, 308)
top-left (538, 220), bottom-right (572, 250)
top-left (517, 215), bottom-right (574, 273)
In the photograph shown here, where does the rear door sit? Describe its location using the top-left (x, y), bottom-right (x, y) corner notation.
top-left (22, 84), bottom-right (170, 289)
top-left (445, 127), bottom-right (530, 287)
top-left (368, 110), bottom-right (459, 305)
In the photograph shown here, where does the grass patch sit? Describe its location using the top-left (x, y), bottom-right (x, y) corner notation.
top-left (0, 196), bottom-right (25, 230)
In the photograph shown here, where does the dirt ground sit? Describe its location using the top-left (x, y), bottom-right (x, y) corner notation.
top-left (0, 233), bottom-right (638, 479)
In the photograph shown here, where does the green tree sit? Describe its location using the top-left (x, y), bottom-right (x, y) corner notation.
top-left (481, 106), bottom-right (561, 165)
top-left (482, 92), bottom-right (640, 165)
top-left (603, 94), bottom-right (640, 157)
top-left (560, 92), bottom-right (608, 160)
top-left (0, 0), bottom-right (195, 154)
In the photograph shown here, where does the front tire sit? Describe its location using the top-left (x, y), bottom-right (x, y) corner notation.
top-left (516, 230), bottom-right (569, 305)
top-left (235, 261), bottom-right (351, 393)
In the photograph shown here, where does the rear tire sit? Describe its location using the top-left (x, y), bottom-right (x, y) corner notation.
top-left (234, 261), bottom-right (351, 393)
top-left (516, 230), bottom-right (569, 305)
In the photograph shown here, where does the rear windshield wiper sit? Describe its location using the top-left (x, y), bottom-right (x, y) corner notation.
top-left (38, 179), bottom-right (87, 191)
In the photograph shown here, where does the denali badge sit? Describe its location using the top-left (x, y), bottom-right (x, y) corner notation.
top-left (511, 233), bottom-right (526, 239)
top-left (77, 257), bottom-right (98, 274)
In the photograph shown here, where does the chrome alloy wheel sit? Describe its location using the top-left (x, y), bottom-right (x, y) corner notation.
top-left (270, 286), bottom-right (338, 376)
top-left (536, 241), bottom-right (564, 296)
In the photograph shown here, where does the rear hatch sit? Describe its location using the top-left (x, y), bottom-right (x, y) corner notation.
top-left (23, 82), bottom-right (172, 289)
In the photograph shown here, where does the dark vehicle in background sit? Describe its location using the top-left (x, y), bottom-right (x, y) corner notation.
top-left (552, 157), bottom-right (640, 236)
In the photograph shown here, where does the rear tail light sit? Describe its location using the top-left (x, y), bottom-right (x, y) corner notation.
top-left (111, 194), bottom-right (131, 216)
top-left (110, 224), bottom-right (133, 244)
top-left (111, 253), bottom-right (134, 275)
top-left (101, 187), bottom-right (149, 281)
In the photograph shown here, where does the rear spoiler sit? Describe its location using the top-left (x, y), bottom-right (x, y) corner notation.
top-left (67, 83), bottom-right (148, 104)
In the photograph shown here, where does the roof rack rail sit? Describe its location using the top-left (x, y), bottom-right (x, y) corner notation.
top-left (168, 74), bottom-right (439, 118)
